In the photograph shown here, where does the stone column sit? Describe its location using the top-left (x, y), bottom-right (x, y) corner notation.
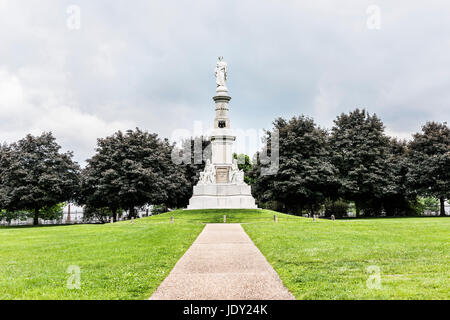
top-left (211, 94), bottom-right (235, 165)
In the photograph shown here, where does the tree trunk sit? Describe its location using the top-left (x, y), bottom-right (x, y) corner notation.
top-left (33, 207), bottom-right (39, 226)
top-left (112, 208), bottom-right (117, 222)
top-left (440, 197), bottom-right (446, 216)
top-left (355, 201), bottom-right (361, 218)
top-left (129, 206), bottom-right (134, 220)
top-left (331, 201), bottom-right (335, 218)
top-left (309, 204), bottom-right (315, 216)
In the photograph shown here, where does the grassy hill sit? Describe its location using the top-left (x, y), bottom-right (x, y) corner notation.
top-left (0, 209), bottom-right (448, 299)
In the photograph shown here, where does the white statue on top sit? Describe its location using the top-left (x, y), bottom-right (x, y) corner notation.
top-left (229, 159), bottom-right (245, 184)
top-left (214, 56), bottom-right (228, 92)
top-left (198, 159), bottom-right (216, 185)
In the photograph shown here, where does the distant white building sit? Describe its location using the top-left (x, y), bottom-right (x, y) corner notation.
top-left (62, 203), bottom-right (154, 222)
top-left (62, 204), bottom-right (84, 222)
top-left (420, 200), bottom-right (449, 216)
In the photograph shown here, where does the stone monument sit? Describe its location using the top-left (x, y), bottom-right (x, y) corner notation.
top-left (187, 57), bottom-right (258, 209)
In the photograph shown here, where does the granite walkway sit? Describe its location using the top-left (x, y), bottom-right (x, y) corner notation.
top-left (149, 223), bottom-right (294, 300)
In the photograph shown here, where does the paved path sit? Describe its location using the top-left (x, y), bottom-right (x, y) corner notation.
top-left (150, 223), bottom-right (294, 300)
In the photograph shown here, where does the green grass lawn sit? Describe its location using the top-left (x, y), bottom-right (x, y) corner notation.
top-left (0, 209), bottom-right (448, 299)
top-left (0, 217), bottom-right (203, 299)
top-left (243, 216), bottom-right (450, 299)
top-left (0, 209), bottom-right (277, 299)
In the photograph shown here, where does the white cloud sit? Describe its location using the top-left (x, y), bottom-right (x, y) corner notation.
top-left (0, 0), bottom-right (449, 164)
top-left (0, 67), bottom-right (134, 164)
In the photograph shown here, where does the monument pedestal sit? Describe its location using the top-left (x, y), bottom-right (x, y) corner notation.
top-left (187, 183), bottom-right (258, 209)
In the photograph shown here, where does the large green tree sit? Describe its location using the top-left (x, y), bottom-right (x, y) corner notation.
top-left (407, 121), bottom-right (450, 216)
top-left (0, 133), bottom-right (80, 225)
top-left (80, 128), bottom-right (188, 219)
top-left (382, 138), bottom-right (416, 216)
top-left (251, 116), bottom-right (339, 214)
top-left (233, 153), bottom-right (253, 184)
top-left (329, 109), bottom-right (391, 217)
top-left (170, 136), bottom-right (211, 207)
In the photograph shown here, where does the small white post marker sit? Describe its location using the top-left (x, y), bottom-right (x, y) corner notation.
top-left (224, 215), bottom-right (226, 223)
top-left (170, 216), bottom-right (174, 224)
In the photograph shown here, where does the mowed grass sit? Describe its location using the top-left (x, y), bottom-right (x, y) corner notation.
top-left (0, 217), bottom-right (203, 299)
top-left (0, 209), bottom-right (278, 299)
top-left (243, 216), bottom-right (450, 299)
top-left (0, 209), bottom-right (449, 299)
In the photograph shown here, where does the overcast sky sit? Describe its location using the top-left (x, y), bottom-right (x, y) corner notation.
top-left (1, 0), bottom-right (449, 164)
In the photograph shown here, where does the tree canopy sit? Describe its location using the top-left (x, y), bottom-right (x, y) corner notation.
top-left (0, 132), bottom-right (79, 225)
top-left (80, 128), bottom-right (191, 219)
top-left (0, 111), bottom-right (448, 224)
top-left (407, 121), bottom-right (450, 215)
top-left (250, 116), bottom-right (339, 214)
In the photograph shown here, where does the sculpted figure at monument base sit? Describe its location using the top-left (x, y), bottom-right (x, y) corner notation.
top-left (198, 160), bottom-right (216, 185)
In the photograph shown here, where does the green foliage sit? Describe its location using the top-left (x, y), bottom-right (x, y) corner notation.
top-left (323, 199), bottom-right (349, 218)
top-left (80, 128), bottom-right (189, 218)
top-left (330, 109), bottom-right (391, 216)
top-left (173, 136), bottom-right (211, 207)
top-left (250, 116), bottom-right (339, 215)
top-left (407, 121), bottom-right (450, 216)
top-left (422, 197), bottom-right (440, 212)
top-left (151, 204), bottom-right (168, 215)
top-left (381, 138), bottom-right (416, 216)
top-left (233, 153), bottom-right (254, 184)
top-left (250, 109), bottom-right (445, 218)
top-left (39, 203), bottom-right (64, 220)
top-left (0, 113), bottom-right (447, 223)
top-left (82, 205), bottom-right (116, 223)
top-left (257, 200), bottom-right (286, 213)
top-left (0, 210), bottom-right (29, 223)
top-left (0, 132), bottom-right (80, 225)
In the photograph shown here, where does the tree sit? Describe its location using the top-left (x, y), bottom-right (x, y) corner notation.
top-left (329, 109), bottom-right (391, 217)
top-left (407, 121), bottom-right (450, 216)
top-left (0, 133), bottom-right (80, 225)
top-left (422, 197), bottom-right (440, 213)
top-left (169, 136), bottom-right (211, 208)
top-left (250, 116), bottom-right (339, 215)
top-left (381, 138), bottom-right (418, 216)
top-left (80, 128), bottom-right (189, 218)
top-left (82, 205), bottom-right (116, 224)
top-left (39, 203), bottom-right (65, 220)
top-left (0, 203), bottom-right (64, 225)
top-left (323, 198), bottom-right (349, 218)
top-left (233, 153), bottom-right (253, 184)
top-left (0, 210), bottom-right (28, 225)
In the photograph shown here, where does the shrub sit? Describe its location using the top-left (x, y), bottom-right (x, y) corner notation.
top-left (324, 199), bottom-right (349, 218)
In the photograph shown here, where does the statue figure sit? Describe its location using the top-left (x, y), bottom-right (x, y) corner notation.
top-left (229, 159), bottom-right (244, 184)
top-left (214, 56), bottom-right (228, 90)
top-left (236, 170), bottom-right (244, 184)
top-left (199, 159), bottom-right (216, 184)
